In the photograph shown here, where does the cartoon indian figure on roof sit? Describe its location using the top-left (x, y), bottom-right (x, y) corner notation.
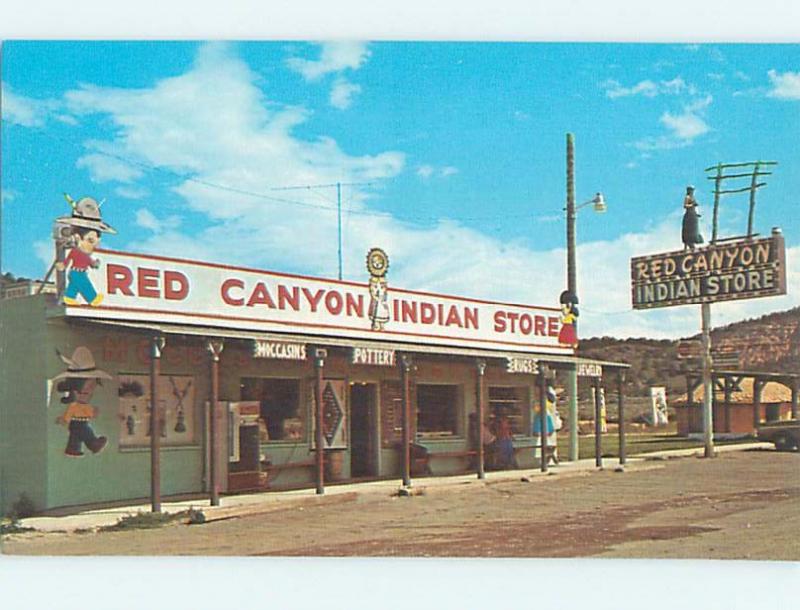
top-left (366, 247), bottom-right (390, 331)
top-left (55, 194), bottom-right (116, 306)
top-left (54, 346), bottom-right (111, 457)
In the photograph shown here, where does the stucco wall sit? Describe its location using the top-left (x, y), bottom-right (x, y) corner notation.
top-left (0, 295), bottom-right (48, 515)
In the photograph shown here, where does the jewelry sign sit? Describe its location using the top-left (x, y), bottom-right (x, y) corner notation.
top-left (631, 232), bottom-right (786, 310)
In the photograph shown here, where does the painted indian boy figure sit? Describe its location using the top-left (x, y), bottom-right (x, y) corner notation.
top-left (55, 195), bottom-right (116, 306)
top-left (54, 347), bottom-right (111, 457)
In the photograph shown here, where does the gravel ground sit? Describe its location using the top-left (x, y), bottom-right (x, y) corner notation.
top-left (3, 449), bottom-right (798, 559)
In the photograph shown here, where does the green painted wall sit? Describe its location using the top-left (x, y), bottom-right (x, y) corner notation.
top-left (0, 295), bottom-right (48, 516)
top-left (44, 321), bottom-right (205, 510)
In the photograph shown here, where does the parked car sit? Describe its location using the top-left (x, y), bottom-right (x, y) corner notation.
top-left (756, 420), bottom-right (800, 452)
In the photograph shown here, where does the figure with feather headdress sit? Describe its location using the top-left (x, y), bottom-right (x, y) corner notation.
top-left (55, 194), bottom-right (116, 306)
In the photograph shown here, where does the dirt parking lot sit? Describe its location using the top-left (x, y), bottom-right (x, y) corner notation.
top-left (3, 449), bottom-right (798, 559)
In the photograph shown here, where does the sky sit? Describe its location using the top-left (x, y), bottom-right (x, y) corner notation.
top-left (1, 41), bottom-right (798, 339)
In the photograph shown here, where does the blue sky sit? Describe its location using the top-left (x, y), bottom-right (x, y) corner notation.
top-left (2, 41), bottom-right (798, 338)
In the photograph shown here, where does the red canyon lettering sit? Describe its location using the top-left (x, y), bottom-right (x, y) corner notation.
top-left (221, 278), bottom-right (364, 318)
top-left (107, 264), bottom-right (189, 301)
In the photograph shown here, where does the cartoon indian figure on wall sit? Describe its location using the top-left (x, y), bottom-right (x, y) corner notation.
top-left (366, 247), bottom-right (390, 331)
top-left (558, 290), bottom-right (579, 348)
top-left (55, 194), bottom-right (116, 306)
top-left (54, 347), bottom-right (111, 457)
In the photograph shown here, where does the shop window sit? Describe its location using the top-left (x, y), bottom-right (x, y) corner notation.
top-left (416, 384), bottom-right (461, 438)
top-left (240, 378), bottom-right (303, 442)
top-left (118, 374), bottom-right (196, 447)
top-left (488, 386), bottom-right (528, 436)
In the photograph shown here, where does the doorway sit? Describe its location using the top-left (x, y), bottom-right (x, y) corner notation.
top-left (350, 383), bottom-right (377, 478)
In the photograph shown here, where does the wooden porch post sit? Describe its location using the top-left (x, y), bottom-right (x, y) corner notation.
top-left (538, 365), bottom-right (548, 473)
top-left (476, 359), bottom-right (486, 480)
top-left (722, 375), bottom-right (732, 434)
top-left (314, 348), bottom-right (327, 495)
top-left (791, 378), bottom-right (798, 420)
top-left (617, 370), bottom-right (626, 466)
top-left (149, 335), bottom-right (165, 513)
top-left (207, 339), bottom-right (224, 506)
top-left (400, 354), bottom-right (413, 488)
top-left (752, 377), bottom-right (764, 433)
top-left (593, 377), bottom-right (603, 469)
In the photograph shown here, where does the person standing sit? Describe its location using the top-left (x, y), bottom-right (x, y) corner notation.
top-left (496, 415), bottom-right (517, 469)
top-left (681, 185), bottom-right (704, 251)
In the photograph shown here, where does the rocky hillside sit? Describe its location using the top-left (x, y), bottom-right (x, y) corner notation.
top-left (578, 306), bottom-right (800, 398)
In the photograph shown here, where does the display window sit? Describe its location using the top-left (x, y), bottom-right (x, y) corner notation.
top-left (416, 383), bottom-right (461, 438)
top-left (117, 374), bottom-right (196, 447)
top-left (488, 386), bottom-right (529, 436)
top-left (240, 377), bottom-right (304, 442)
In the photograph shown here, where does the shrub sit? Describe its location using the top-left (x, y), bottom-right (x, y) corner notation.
top-left (10, 493), bottom-right (36, 519)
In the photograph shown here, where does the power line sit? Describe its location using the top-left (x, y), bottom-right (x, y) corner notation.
top-left (8, 121), bottom-right (564, 224)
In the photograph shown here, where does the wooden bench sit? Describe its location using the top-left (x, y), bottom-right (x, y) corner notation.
top-left (263, 458), bottom-right (316, 474)
top-left (411, 445), bottom-right (478, 476)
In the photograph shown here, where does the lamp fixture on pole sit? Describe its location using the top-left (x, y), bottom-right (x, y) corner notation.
top-left (564, 133), bottom-right (608, 462)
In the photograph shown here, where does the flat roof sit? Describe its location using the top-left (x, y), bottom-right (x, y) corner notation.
top-left (68, 318), bottom-right (630, 370)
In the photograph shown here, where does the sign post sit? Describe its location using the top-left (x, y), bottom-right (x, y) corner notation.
top-left (701, 303), bottom-right (714, 457)
top-left (632, 204), bottom-right (787, 457)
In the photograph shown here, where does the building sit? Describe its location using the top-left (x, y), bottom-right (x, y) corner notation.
top-left (675, 372), bottom-right (798, 437)
top-left (0, 247), bottom-right (627, 515)
top-left (0, 277), bottom-right (56, 300)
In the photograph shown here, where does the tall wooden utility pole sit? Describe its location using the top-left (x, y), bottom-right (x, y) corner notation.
top-left (565, 133), bottom-right (579, 462)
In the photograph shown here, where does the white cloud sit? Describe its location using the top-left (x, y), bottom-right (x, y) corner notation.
top-left (287, 41), bottom-right (371, 81)
top-left (416, 164), bottom-right (458, 180)
top-left (135, 209), bottom-right (181, 233)
top-left (33, 239), bottom-right (53, 272)
top-left (115, 185), bottom-right (150, 200)
top-left (603, 77), bottom-right (694, 99)
top-left (416, 165), bottom-right (434, 179)
top-left (135, 209), bottom-right (161, 231)
top-left (1, 86), bottom-right (61, 127)
top-left (53, 43), bottom-right (795, 340)
top-left (660, 110), bottom-right (709, 140)
top-left (76, 150), bottom-right (144, 183)
top-left (634, 94), bottom-right (712, 151)
top-left (767, 69), bottom-right (800, 100)
top-left (329, 78), bottom-right (361, 109)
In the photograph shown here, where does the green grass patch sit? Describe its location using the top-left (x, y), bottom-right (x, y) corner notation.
top-left (1, 518), bottom-right (35, 536)
top-left (563, 431), bottom-right (752, 461)
top-left (99, 510), bottom-right (191, 532)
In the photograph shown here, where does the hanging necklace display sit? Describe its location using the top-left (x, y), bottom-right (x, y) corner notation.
top-left (169, 376), bottom-right (192, 434)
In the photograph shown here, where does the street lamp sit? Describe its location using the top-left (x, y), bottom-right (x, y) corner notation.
top-left (564, 133), bottom-right (607, 462)
top-left (577, 192), bottom-right (607, 214)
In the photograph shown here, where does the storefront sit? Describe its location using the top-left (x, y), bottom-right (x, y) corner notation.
top-left (0, 245), bottom-right (627, 514)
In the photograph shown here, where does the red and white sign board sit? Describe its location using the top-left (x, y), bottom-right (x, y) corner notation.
top-left (63, 249), bottom-right (572, 355)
